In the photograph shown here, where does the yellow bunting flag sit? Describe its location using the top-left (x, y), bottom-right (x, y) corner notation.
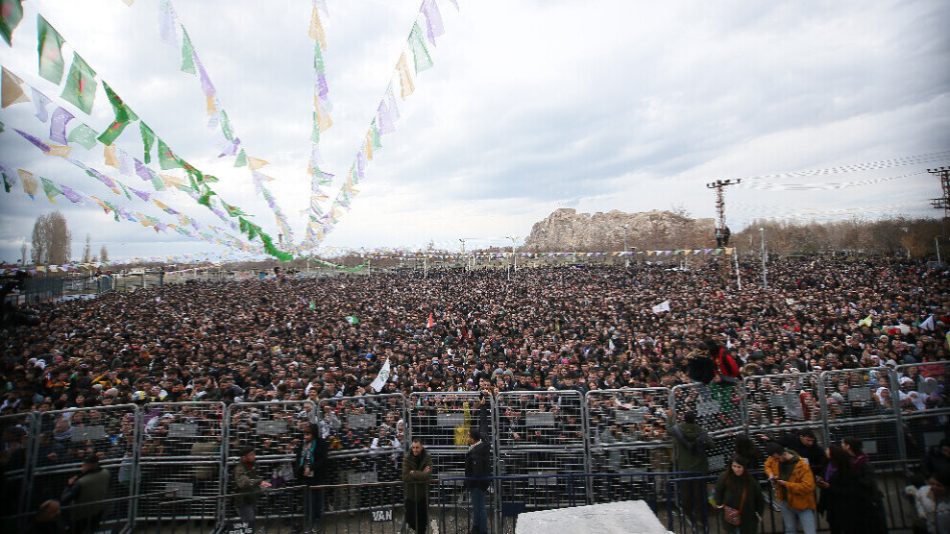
top-left (315, 97), bottom-right (333, 132)
top-left (308, 5), bottom-right (327, 50)
top-left (206, 95), bottom-right (217, 115)
top-left (46, 144), bottom-right (72, 158)
top-left (396, 52), bottom-right (415, 98)
top-left (160, 174), bottom-right (185, 189)
top-left (18, 169), bottom-right (38, 197)
top-left (1, 67), bottom-right (30, 108)
top-left (247, 156), bottom-right (269, 171)
top-left (364, 133), bottom-right (374, 160)
top-left (103, 144), bottom-right (118, 168)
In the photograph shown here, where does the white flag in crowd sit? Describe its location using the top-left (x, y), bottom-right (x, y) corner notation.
top-left (652, 300), bottom-right (670, 314)
top-left (920, 315), bottom-right (935, 331)
top-left (370, 357), bottom-right (391, 392)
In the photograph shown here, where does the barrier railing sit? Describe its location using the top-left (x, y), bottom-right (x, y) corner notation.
top-left (4, 366), bottom-right (944, 529)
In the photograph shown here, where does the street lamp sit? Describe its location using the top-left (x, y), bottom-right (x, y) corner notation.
top-left (506, 236), bottom-right (519, 280)
top-left (759, 228), bottom-right (767, 289)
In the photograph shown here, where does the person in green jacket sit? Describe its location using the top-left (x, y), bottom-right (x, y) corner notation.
top-left (233, 446), bottom-right (271, 529)
top-left (714, 456), bottom-right (765, 534)
top-left (671, 412), bottom-right (711, 524)
top-left (402, 438), bottom-right (432, 533)
top-left (61, 454), bottom-right (110, 534)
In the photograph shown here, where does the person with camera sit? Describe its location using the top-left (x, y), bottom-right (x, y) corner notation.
top-left (765, 442), bottom-right (817, 534)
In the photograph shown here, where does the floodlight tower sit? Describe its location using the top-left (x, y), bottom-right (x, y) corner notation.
top-left (706, 179), bottom-right (741, 247)
top-left (929, 166), bottom-right (950, 219)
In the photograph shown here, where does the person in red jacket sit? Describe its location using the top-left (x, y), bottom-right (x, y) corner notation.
top-left (707, 339), bottom-right (741, 415)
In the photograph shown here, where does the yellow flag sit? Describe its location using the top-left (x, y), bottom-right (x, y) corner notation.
top-left (160, 174), bottom-right (185, 188)
top-left (103, 144), bottom-right (119, 168)
top-left (858, 315), bottom-right (873, 328)
top-left (206, 95), bottom-right (217, 115)
top-left (364, 134), bottom-right (374, 160)
top-left (1, 67), bottom-right (30, 108)
top-left (397, 52), bottom-right (415, 98)
top-left (18, 169), bottom-right (38, 197)
top-left (46, 144), bottom-right (72, 158)
top-left (308, 5), bottom-right (327, 50)
top-left (248, 156), bottom-right (269, 170)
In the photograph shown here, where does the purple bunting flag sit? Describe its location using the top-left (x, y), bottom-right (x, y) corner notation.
top-left (421, 0), bottom-right (445, 46)
top-left (118, 148), bottom-right (133, 176)
top-left (31, 88), bottom-right (52, 122)
top-left (60, 184), bottom-right (83, 203)
top-left (49, 107), bottom-right (75, 144)
top-left (134, 158), bottom-right (155, 182)
top-left (129, 186), bottom-right (150, 201)
top-left (14, 128), bottom-right (50, 152)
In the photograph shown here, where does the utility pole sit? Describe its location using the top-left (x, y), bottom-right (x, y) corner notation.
top-left (937, 237), bottom-right (942, 265)
top-left (760, 228), bottom-right (768, 289)
top-left (929, 166), bottom-right (950, 237)
top-left (459, 238), bottom-right (466, 271)
top-left (733, 249), bottom-right (742, 291)
top-left (706, 179), bottom-right (741, 247)
top-left (621, 224), bottom-right (630, 267)
top-left (506, 236), bottom-right (519, 277)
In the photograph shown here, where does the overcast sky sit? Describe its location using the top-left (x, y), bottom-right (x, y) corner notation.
top-left (1, 0), bottom-right (949, 262)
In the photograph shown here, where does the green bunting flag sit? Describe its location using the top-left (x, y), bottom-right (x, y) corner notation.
top-left (67, 123), bottom-right (99, 149)
top-left (151, 174), bottom-right (166, 191)
top-left (40, 176), bottom-right (62, 202)
top-left (219, 110), bottom-right (234, 141)
top-left (157, 138), bottom-right (181, 170)
top-left (97, 82), bottom-right (138, 145)
top-left (181, 28), bottom-right (196, 74)
top-left (1, 166), bottom-right (14, 193)
top-left (1, 0), bottom-right (24, 45)
top-left (234, 148), bottom-right (247, 167)
top-left (408, 22), bottom-right (433, 73)
top-left (345, 315), bottom-right (359, 325)
top-left (139, 122), bottom-right (155, 163)
top-left (37, 15), bottom-right (66, 83)
top-left (60, 53), bottom-right (97, 114)
top-left (260, 232), bottom-right (293, 261)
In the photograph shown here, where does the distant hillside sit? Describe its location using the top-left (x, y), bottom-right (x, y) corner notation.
top-left (524, 208), bottom-right (716, 251)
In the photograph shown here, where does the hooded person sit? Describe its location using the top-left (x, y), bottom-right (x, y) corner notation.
top-left (671, 412), bottom-right (711, 524)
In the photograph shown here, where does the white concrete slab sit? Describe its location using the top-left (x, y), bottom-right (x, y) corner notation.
top-left (515, 500), bottom-right (671, 534)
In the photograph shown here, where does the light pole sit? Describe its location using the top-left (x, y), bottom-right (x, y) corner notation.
top-left (506, 236), bottom-right (519, 280)
top-left (759, 228), bottom-right (767, 289)
top-left (459, 238), bottom-right (466, 271)
top-left (937, 236), bottom-right (943, 264)
top-left (621, 224), bottom-right (629, 267)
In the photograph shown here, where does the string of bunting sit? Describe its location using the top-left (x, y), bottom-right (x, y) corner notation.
top-left (301, 0), bottom-right (455, 249)
top-left (2, 66), bottom-right (256, 253)
top-left (23, 13), bottom-right (294, 260)
top-left (351, 248), bottom-right (736, 260)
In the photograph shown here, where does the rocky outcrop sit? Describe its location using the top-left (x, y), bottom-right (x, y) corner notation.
top-left (524, 208), bottom-right (715, 251)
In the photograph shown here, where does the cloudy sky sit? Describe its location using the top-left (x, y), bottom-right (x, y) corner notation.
top-left (1, 0), bottom-right (949, 262)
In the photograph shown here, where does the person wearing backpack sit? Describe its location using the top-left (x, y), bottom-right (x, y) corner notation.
top-left (715, 456), bottom-right (765, 534)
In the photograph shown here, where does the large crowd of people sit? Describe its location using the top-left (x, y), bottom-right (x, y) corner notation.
top-left (1, 256), bottom-right (948, 531)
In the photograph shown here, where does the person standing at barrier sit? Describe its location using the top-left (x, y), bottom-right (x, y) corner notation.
top-left (671, 411), bottom-right (710, 525)
top-left (816, 445), bottom-right (884, 534)
top-left (765, 443), bottom-right (817, 534)
top-left (60, 454), bottom-right (110, 534)
top-left (234, 446), bottom-right (271, 530)
top-left (759, 429), bottom-right (825, 476)
top-left (296, 424), bottom-right (329, 533)
top-left (403, 438), bottom-right (432, 533)
top-left (714, 456), bottom-right (764, 534)
top-left (465, 429), bottom-right (491, 534)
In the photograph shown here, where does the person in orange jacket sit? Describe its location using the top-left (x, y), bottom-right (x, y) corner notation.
top-left (764, 442), bottom-right (817, 534)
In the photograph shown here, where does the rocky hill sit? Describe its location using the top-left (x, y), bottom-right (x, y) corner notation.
top-left (524, 208), bottom-right (715, 251)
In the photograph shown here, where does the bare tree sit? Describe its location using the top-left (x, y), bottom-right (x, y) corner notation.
top-left (99, 245), bottom-right (109, 263)
top-left (30, 211), bottom-right (71, 265)
top-left (82, 234), bottom-right (92, 263)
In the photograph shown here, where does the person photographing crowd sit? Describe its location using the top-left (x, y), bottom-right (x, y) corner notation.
top-left (765, 442), bottom-right (817, 534)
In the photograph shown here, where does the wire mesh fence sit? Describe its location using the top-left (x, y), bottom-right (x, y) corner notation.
top-left (895, 362), bottom-right (950, 461)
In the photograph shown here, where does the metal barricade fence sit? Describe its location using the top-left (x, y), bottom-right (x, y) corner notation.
top-left (0, 412), bottom-right (36, 518)
top-left (585, 388), bottom-right (673, 503)
top-left (743, 372), bottom-right (824, 458)
top-left (224, 401), bottom-right (316, 522)
top-left (407, 392), bottom-right (496, 511)
top-left (819, 367), bottom-right (905, 462)
top-left (317, 394), bottom-right (408, 513)
top-left (894, 361), bottom-right (950, 461)
top-left (494, 390), bottom-right (588, 510)
top-left (136, 402), bottom-right (226, 521)
top-left (670, 382), bottom-right (746, 473)
top-left (26, 404), bottom-right (139, 529)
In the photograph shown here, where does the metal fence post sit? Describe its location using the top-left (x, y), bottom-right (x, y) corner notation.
top-left (580, 391), bottom-right (593, 506)
top-left (816, 371), bottom-right (832, 447)
top-left (219, 403), bottom-right (232, 527)
top-left (128, 404), bottom-right (143, 531)
top-left (887, 368), bottom-right (909, 469)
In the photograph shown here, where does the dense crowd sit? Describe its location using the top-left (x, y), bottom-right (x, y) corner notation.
top-left (3, 257), bottom-right (947, 412)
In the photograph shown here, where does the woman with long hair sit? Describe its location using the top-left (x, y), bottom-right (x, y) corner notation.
top-left (714, 455), bottom-right (765, 534)
top-left (817, 445), bottom-right (885, 534)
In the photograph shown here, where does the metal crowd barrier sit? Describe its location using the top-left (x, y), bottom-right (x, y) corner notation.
top-left (3, 365), bottom-right (947, 528)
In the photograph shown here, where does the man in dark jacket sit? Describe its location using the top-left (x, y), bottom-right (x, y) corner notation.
top-left (233, 446), bottom-right (270, 529)
top-left (296, 424), bottom-right (329, 531)
top-left (465, 429), bottom-right (491, 534)
top-left (671, 412), bottom-right (710, 524)
top-left (402, 438), bottom-right (432, 533)
top-left (61, 455), bottom-right (110, 534)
